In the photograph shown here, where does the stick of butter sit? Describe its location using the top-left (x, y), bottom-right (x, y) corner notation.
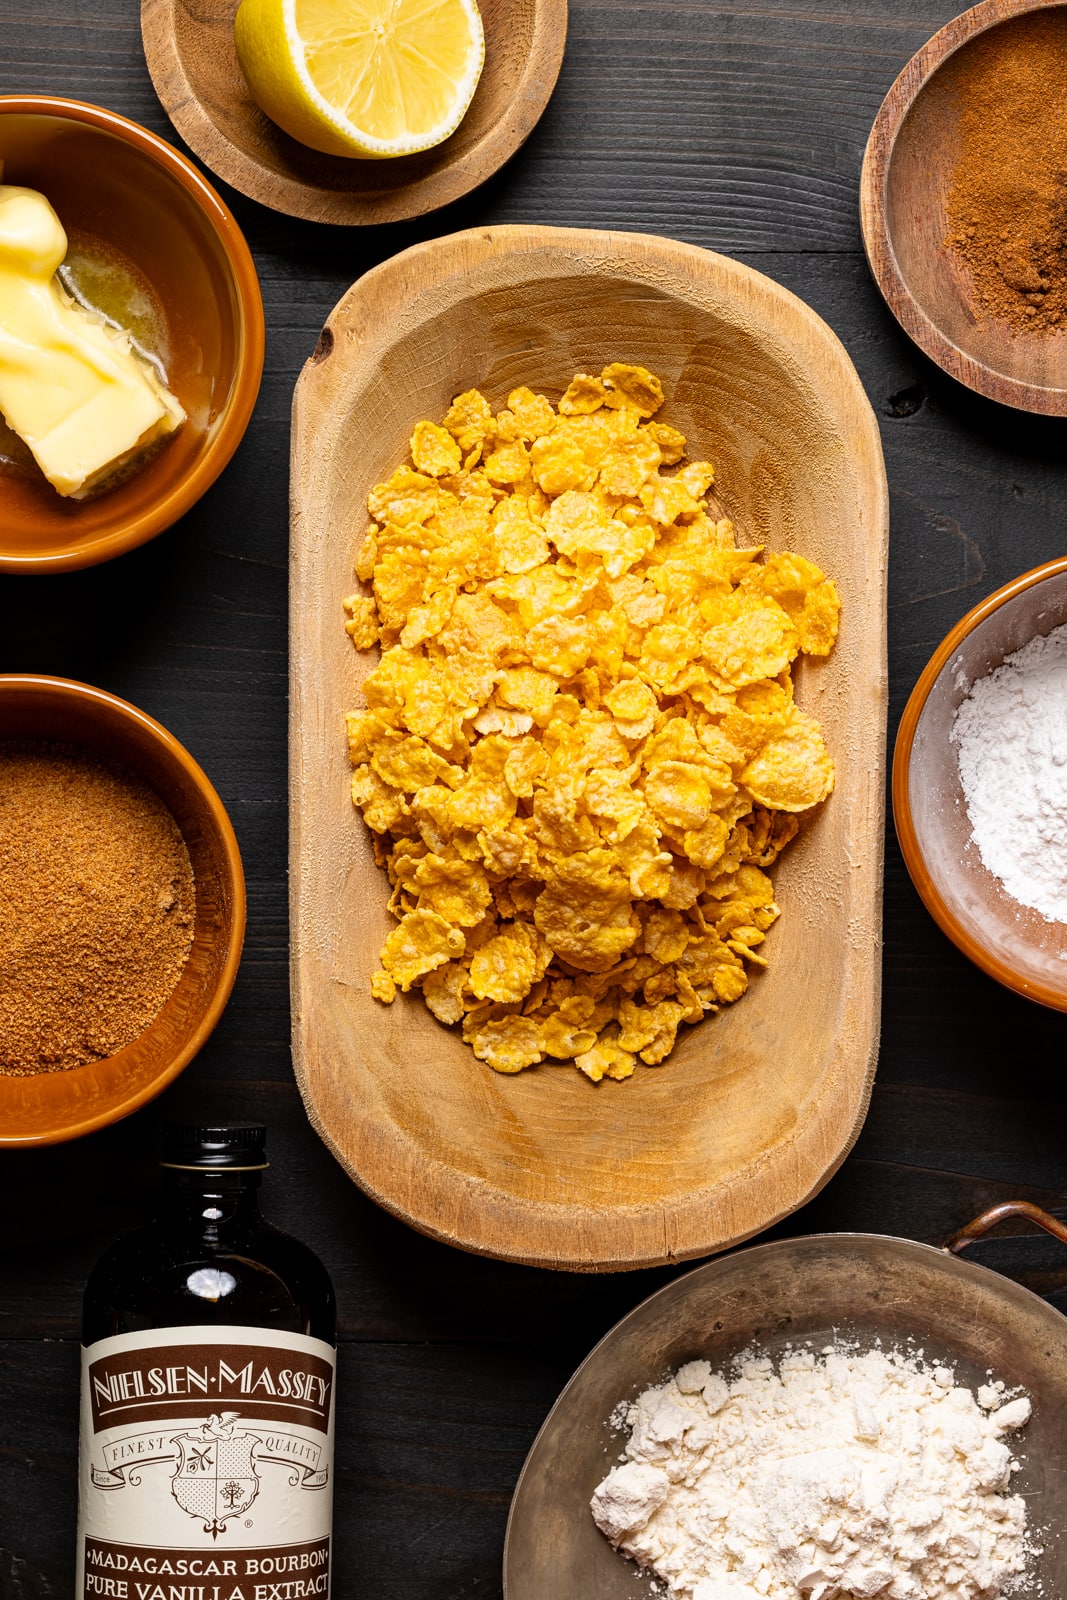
top-left (0, 185), bottom-right (185, 499)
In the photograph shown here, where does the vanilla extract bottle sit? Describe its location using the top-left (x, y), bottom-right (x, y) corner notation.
top-left (76, 1125), bottom-right (336, 1600)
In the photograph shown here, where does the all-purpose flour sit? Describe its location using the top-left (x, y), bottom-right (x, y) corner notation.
top-left (952, 623), bottom-right (1067, 923)
top-left (591, 1346), bottom-right (1034, 1600)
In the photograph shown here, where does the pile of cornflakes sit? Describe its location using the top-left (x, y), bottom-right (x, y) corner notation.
top-left (343, 364), bottom-right (839, 1082)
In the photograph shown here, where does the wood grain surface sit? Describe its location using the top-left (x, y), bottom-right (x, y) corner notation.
top-left (290, 224), bottom-right (887, 1271)
top-left (3, 0), bottom-right (1067, 1595)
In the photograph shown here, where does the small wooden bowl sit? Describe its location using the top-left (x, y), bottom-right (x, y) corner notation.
top-left (860, 0), bottom-right (1067, 415)
top-left (0, 676), bottom-right (246, 1146)
top-left (290, 225), bottom-right (889, 1272)
top-left (0, 97), bottom-right (264, 573)
top-left (894, 558), bottom-right (1067, 1010)
top-left (141, 0), bottom-right (567, 225)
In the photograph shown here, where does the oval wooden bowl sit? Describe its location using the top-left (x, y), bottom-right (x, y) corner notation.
top-left (0, 96), bottom-right (264, 573)
top-left (894, 557), bottom-right (1067, 1011)
top-left (0, 676), bottom-right (246, 1146)
top-left (289, 225), bottom-right (889, 1272)
top-left (861, 0), bottom-right (1067, 415)
top-left (142, 0), bottom-right (567, 225)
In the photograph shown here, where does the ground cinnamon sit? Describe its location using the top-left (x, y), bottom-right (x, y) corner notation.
top-left (0, 742), bottom-right (195, 1075)
top-left (945, 10), bottom-right (1067, 333)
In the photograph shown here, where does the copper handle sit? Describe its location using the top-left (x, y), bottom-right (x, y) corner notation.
top-left (947, 1200), bottom-right (1067, 1255)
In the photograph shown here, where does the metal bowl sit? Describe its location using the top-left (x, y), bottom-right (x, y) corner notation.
top-left (504, 1232), bottom-right (1067, 1597)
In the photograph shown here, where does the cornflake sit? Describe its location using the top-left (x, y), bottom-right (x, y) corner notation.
top-left (344, 365), bottom-right (840, 1081)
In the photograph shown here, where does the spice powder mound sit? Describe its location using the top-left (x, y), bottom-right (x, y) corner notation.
top-left (945, 10), bottom-right (1067, 333)
top-left (0, 742), bottom-right (195, 1075)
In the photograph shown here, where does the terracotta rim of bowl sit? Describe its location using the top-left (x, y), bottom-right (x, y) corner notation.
top-left (0, 674), bottom-right (247, 1144)
top-left (0, 95), bottom-right (265, 574)
top-left (892, 555), bottom-right (1067, 1011)
top-left (859, 0), bottom-right (1067, 417)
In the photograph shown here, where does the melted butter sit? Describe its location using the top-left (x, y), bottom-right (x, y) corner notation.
top-left (0, 186), bottom-right (184, 498)
top-left (58, 235), bottom-right (174, 389)
top-left (0, 413), bottom-right (37, 474)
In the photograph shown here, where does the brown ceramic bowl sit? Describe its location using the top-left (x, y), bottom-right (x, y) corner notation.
top-left (0, 96), bottom-right (264, 572)
top-left (894, 557), bottom-right (1067, 1009)
top-left (0, 676), bottom-right (246, 1145)
top-left (860, 0), bottom-right (1067, 416)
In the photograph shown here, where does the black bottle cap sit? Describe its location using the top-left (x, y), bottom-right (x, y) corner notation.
top-left (160, 1124), bottom-right (269, 1172)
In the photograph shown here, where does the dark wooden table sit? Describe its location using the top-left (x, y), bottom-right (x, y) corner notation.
top-left (3, 1), bottom-right (1067, 1594)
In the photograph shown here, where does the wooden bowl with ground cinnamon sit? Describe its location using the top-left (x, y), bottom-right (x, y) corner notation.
top-left (861, 0), bottom-right (1067, 415)
top-left (0, 675), bottom-right (245, 1145)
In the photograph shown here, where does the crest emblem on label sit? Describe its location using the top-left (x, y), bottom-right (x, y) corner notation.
top-left (171, 1413), bottom-right (260, 1536)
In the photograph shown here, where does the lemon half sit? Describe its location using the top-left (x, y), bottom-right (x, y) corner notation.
top-left (235, 0), bottom-right (485, 160)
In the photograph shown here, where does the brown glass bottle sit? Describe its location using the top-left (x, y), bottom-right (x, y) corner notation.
top-left (76, 1125), bottom-right (336, 1598)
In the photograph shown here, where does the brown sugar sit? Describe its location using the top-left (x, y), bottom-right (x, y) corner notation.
top-left (945, 10), bottom-right (1067, 334)
top-left (0, 742), bottom-right (195, 1075)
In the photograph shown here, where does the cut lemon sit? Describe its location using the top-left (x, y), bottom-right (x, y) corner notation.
top-left (234, 0), bottom-right (485, 160)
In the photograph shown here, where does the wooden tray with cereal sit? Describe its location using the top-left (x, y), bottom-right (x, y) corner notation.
top-left (289, 224), bottom-right (888, 1272)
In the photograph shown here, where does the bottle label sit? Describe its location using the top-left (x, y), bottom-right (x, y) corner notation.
top-left (76, 1326), bottom-right (335, 1600)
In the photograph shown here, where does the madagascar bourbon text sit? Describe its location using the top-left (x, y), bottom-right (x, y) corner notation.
top-left (76, 1328), bottom-right (335, 1600)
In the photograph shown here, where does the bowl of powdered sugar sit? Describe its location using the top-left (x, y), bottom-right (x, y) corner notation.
top-left (503, 1232), bottom-right (1067, 1599)
top-left (894, 554), bottom-right (1067, 1010)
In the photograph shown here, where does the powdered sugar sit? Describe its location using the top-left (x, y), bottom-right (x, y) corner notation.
top-left (591, 1345), bottom-right (1035, 1600)
top-left (953, 623), bottom-right (1067, 924)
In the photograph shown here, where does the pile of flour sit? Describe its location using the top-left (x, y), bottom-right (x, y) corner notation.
top-left (590, 1346), bottom-right (1034, 1600)
top-left (952, 622), bottom-right (1067, 923)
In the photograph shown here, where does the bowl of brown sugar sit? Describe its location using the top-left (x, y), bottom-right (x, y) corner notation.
top-left (0, 676), bottom-right (245, 1145)
top-left (861, 0), bottom-right (1067, 415)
